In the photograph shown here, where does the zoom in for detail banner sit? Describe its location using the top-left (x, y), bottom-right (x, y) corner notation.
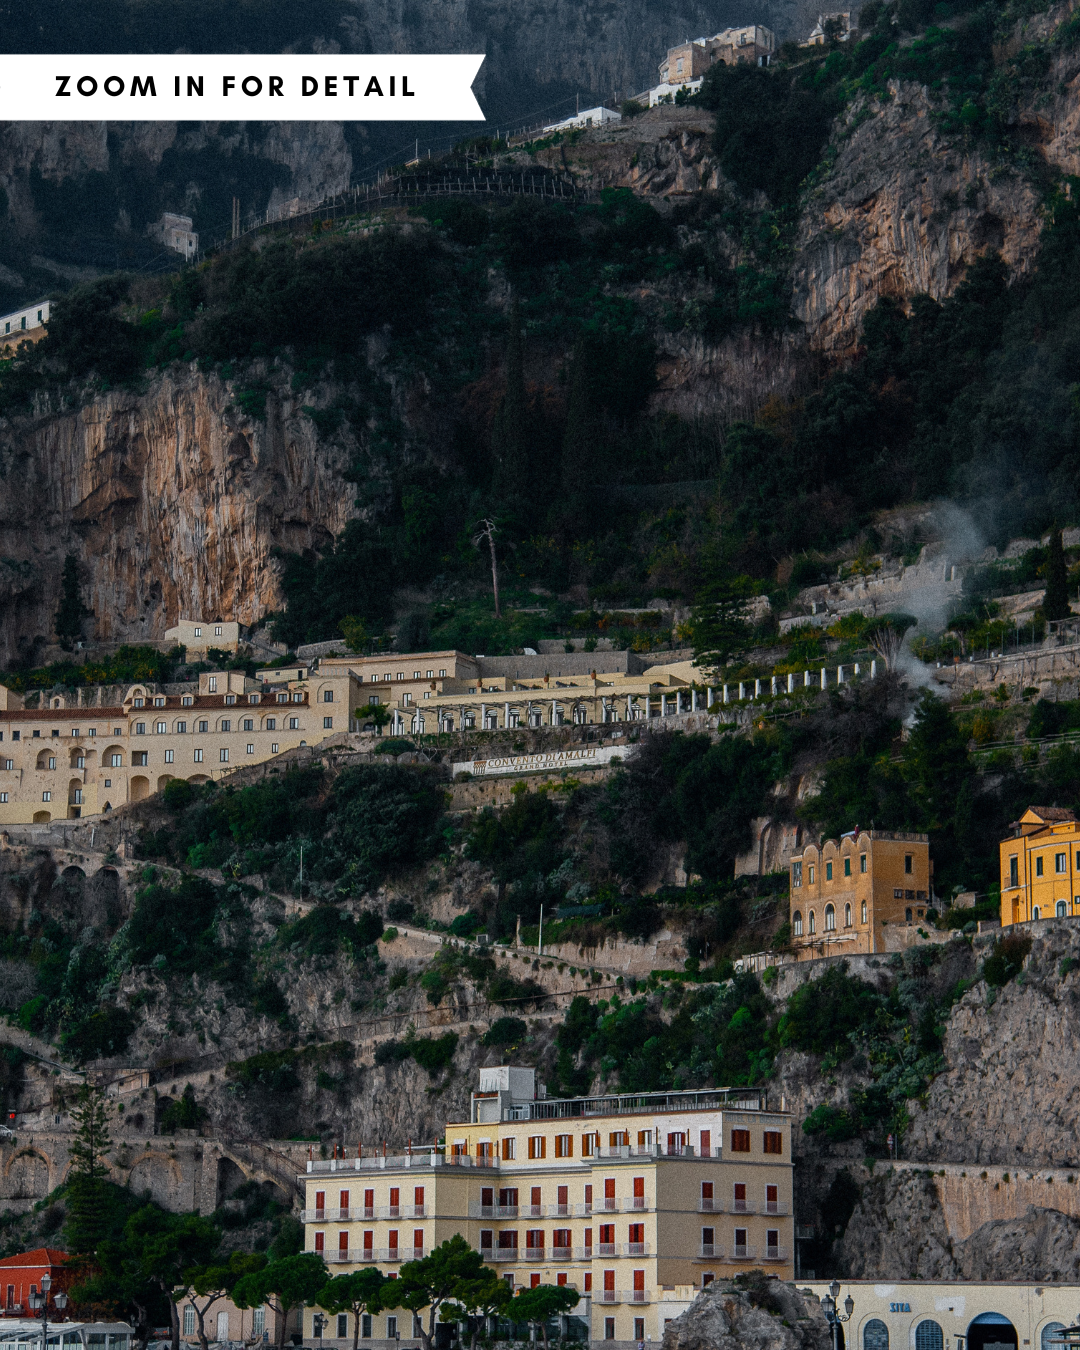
top-left (0, 54), bottom-right (485, 120)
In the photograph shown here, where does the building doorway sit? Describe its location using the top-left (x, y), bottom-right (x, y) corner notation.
top-left (967, 1312), bottom-right (1019, 1350)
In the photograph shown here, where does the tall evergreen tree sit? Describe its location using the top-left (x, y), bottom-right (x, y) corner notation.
top-left (55, 553), bottom-right (89, 650)
top-left (1043, 527), bottom-right (1071, 621)
top-left (491, 297), bottom-right (529, 506)
top-left (65, 1084), bottom-right (112, 1254)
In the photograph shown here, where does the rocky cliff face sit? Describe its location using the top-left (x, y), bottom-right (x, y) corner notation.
top-left (661, 1277), bottom-right (831, 1350)
top-left (0, 367), bottom-right (359, 666)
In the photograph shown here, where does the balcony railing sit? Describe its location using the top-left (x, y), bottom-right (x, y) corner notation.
top-left (629, 1290), bottom-right (650, 1304)
top-left (598, 1198), bottom-right (617, 1211)
top-left (628, 1196), bottom-right (647, 1210)
top-left (728, 1246), bottom-right (756, 1262)
top-left (597, 1243), bottom-right (616, 1257)
top-left (698, 1244), bottom-right (722, 1260)
top-left (551, 1246), bottom-right (573, 1261)
top-left (623, 1243), bottom-right (648, 1257)
top-left (761, 1246), bottom-right (789, 1263)
top-left (732, 1200), bottom-right (752, 1214)
top-left (551, 1203), bottom-right (570, 1217)
top-left (597, 1291), bottom-right (619, 1304)
top-left (699, 1200), bottom-right (718, 1213)
top-left (382, 1206), bottom-right (401, 1219)
top-left (524, 1247), bottom-right (546, 1261)
top-left (524, 1205), bottom-right (544, 1218)
top-left (488, 1249), bottom-right (519, 1262)
top-left (765, 1202), bottom-right (788, 1216)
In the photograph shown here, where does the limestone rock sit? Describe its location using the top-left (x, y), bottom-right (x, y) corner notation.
top-left (662, 1278), bottom-right (831, 1350)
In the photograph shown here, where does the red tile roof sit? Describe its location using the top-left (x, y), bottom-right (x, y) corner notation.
top-left (1027, 806), bottom-right (1078, 822)
top-left (0, 1248), bottom-right (70, 1268)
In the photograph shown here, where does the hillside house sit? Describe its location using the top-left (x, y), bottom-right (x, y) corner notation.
top-left (147, 212), bottom-right (198, 259)
top-left (788, 829), bottom-right (933, 958)
top-left (657, 25), bottom-right (776, 85)
top-left (999, 806), bottom-right (1080, 925)
top-left (0, 301), bottom-right (50, 352)
top-left (801, 11), bottom-right (853, 44)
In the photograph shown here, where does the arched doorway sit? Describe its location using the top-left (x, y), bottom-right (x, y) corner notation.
top-left (1041, 1323), bottom-right (1066, 1350)
top-left (916, 1321), bottom-right (943, 1350)
top-left (864, 1320), bottom-right (888, 1350)
top-left (967, 1312), bottom-right (1019, 1350)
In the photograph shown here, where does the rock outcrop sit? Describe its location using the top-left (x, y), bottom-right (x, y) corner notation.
top-left (0, 367), bottom-right (359, 666)
top-left (662, 1278), bottom-right (831, 1350)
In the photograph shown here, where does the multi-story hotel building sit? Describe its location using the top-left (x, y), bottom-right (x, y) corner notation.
top-left (999, 806), bottom-right (1080, 926)
top-left (788, 829), bottom-right (933, 959)
top-left (300, 1067), bottom-right (793, 1349)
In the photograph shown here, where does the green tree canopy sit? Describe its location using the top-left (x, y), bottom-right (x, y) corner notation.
top-left (1044, 528), bottom-right (1071, 621)
top-left (234, 1252), bottom-right (329, 1350)
top-left (511, 1284), bottom-right (581, 1350)
top-left (316, 1269), bottom-right (388, 1350)
top-left (391, 1236), bottom-right (489, 1350)
top-left (186, 1252), bottom-right (268, 1350)
top-left (65, 1085), bottom-right (113, 1256)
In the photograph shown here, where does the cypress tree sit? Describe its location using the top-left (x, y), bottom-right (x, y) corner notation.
top-left (55, 553), bottom-right (88, 649)
top-left (65, 1084), bottom-right (112, 1254)
top-left (491, 297), bottom-right (529, 505)
top-left (1043, 528), bottom-right (1071, 622)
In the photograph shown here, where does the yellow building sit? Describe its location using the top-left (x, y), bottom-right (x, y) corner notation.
top-left (299, 1067), bottom-right (793, 1350)
top-left (788, 829), bottom-right (933, 959)
top-left (999, 806), bottom-right (1080, 926)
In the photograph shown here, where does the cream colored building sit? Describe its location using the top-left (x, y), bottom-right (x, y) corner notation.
top-left (788, 829), bottom-right (933, 959)
top-left (300, 1067), bottom-right (793, 1350)
top-left (0, 665), bottom-right (360, 825)
top-left (804, 1280), bottom-right (1080, 1350)
top-left (163, 618), bottom-right (241, 655)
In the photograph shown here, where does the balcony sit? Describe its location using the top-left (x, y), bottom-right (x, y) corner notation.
top-left (304, 1209), bottom-right (327, 1222)
top-left (551, 1246), bottom-right (573, 1262)
top-left (626, 1196), bottom-right (648, 1211)
top-left (732, 1200), bottom-right (752, 1214)
top-left (699, 1200), bottom-right (718, 1213)
top-left (764, 1202), bottom-right (788, 1216)
top-left (382, 1206), bottom-right (401, 1219)
top-left (628, 1290), bottom-right (650, 1304)
top-left (761, 1246), bottom-right (789, 1263)
top-left (358, 1249), bottom-right (378, 1263)
top-left (623, 1243), bottom-right (648, 1257)
top-left (378, 1249), bottom-right (404, 1262)
top-left (550, 1204), bottom-right (571, 1217)
top-left (728, 1246), bottom-right (756, 1263)
top-left (524, 1247), bottom-right (546, 1261)
top-left (524, 1205), bottom-right (544, 1218)
top-left (698, 1244), bottom-right (722, 1260)
top-left (597, 1291), bottom-right (620, 1305)
top-left (598, 1198), bottom-right (617, 1211)
top-left (488, 1249), bottom-right (520, 1262)
top-left (597, 1244), bottom-right (616, 1257)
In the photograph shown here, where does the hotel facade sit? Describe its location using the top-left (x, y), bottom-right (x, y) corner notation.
top-left (300, 1067), bottom-right (794, 1350)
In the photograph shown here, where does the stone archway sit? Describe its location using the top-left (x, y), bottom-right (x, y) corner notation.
top-left (967, 1313), bottom-right (1018, 1350)
top-left (125, 1151), bottom-right (185, 1208)
top-left (5, 1149), bottom-right (52, 1201)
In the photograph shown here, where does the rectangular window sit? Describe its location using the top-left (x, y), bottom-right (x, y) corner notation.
top-left (700, 1130), bottom-right (711, 1156)
top-left (701, 1181), bottom-right (713, 1207)
top-left (176, 722), bottom-right (187, 734)
top-left (272, 743), bottom-right (279, 754)
top-left (155, 721), bottom-right (167, 734)
top-left (585, 1184), bottom-right (593, 1210)
top-left (634, 1320), bottom-right (645, 1341)
top-left (905, 853), bottom-right (913, 874)
top-left (215, 626), bottom-right (222, 636)
top-left (584, 1227), bottom-right (593, 1252)
top-left (247, 744), bottom-right (255, 754)
top-left (135, 722), bottom-right (146, 735)
top-left (207, 675), bottom-right (215, 690)
top-left (584, 1274), bottom-right (592, 1293)
top-left (792, 860), bottom-right (802, 886)
top-left (323, 690), bottom-right (334, 702)
top-left (183, 1307), bottom-right (196, 1336)
top-left (195, 628), bottom-right (203, 638)
top-left (1036, 856), bottom-right (1044, 877)
top-left (763, 1131), bottom-right (783, 1155)
top-left (825, 861), bottom-right (833, 880)
top-left (266, 717), bottom-right (276, 730)
top-left (479, 1230), bottom-right (493, 1250)
top-left (324, 716), bottom-right (333, 729)
top-left (1057, 852), bottom-right (1068, 874)
top-left (220, 748), bottom-right (229, 762)
top-left (386, 1319), bottom-right (397, 1339)
top-left (182, 696), bottom-right (193, 707)
top-left (860, 854), bottom-right (867, 873)
top-left (414, 1185), bottom-right (424, 1211)
top-left (361, 1316), bottom-right (371, 1339)
top-left (604, 1318), bottom-right (615, 1341)
top-left (0, 794), bottom-right (7, 804)
top-left (337, 1315), bottom-right (348, 1339)
top-left (198, 720), bottom-right (209, 732)
top-left (243, 718), bottom-right (254, 731)
top-left (221, 719), bottom-right (231, 732)
top-left (528, 1135), bottom-right (546, 1159)
top-left (132, 752), bottom-right (148, 766)
top-left (42, 791), bottom-right (51, 802)
top-left (289, 717), bottom-right (300, 729)
top-left (730, 1129), bottom-right (750, 1153)
top-left (194, 749), bottom-right (203, 762)
top-left (555, 1133), bottom-right (572, 1157)
top-left (502, 1138), bottom-right (516, 1161)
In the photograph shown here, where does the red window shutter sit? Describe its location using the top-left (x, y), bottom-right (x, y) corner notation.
top-left (584, 1228), bottom-right (593, 1249)
top-left (585, 1185), bottom-right (593, 1205)
top-left (340, 1190), bottom-right (350, 1210)
top-left (702, 1182), bottom-right (714, 1200)
top-left (532, 1187), bottom-right (542, 1206)
top-left (605, 1178), bottom-right (615, 1199)
top-left (365, 1189), bottom-right (374, 1210)
top-left (557, 1274), bottom-right (567, 1287)
top-left (390, 1188), bottom-right (400, 1207)
top-left (629, 1224), bottom-right (643, 1243)
top-left (415, 1186), bottom-right (424, 1207)
top-left (700, 1130), bottom-right (711, 1155)
top-left (338, 1232), bottom-right (349, 1253)
top-left (767, 1185), bottom-right (778, 1202)
top-left (482, 1187), bottom-right (494, 1206)
top-left (315, 1191), bottom-right (325, 1211)
top-left (388, 1230), bottom-right (399, 1249)
top-left (584, 1275), bottom-right (592, 1293)
top-left (363, 1232), bottom-right (373, 1251)
top-left (633, 1177), bottom-right (644, 1198)
top-left (558, 1186), bottom-right (568, 1204)
top-left (603, 1271), bottom-right (615, 1292)
top-left (633, 1271), bottom-right (644, 1291)
top-left (314, 1232), bottom-right (325, 1252)
top-left (414, 1231), bottom-right (424, 1250)
top-left (734, 1184), bottom-right (746, 1201)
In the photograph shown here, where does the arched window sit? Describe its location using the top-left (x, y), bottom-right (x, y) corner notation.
top-left (861, 900), bottom-right (867, 924)
top-left (915, 1321), bottom-right (943, 1350)
top-left (1042, 1324), bottom-right (1065, 1350)
top-left (844, 903), bottom-right (852, 927)
top-left (793, 912), bottom-right (803, 937)
top-left (1033, 906), bottom-right (1041, 921)
top-left (824, 904), bottom-right (836, 931)
top-left (905, 907), bottom-right (913, 923)
top-left (1057, 900), bottom-right (1067, 917)
top-left (864, 1320), bottom-right (889, 1350)
top-left (808, 911), bottom-right (816, 935)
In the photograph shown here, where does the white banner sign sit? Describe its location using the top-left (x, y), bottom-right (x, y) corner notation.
top-left (0, 54), bottom-right (485, 120)
top-left (453, 745), bottom-right (634, 777)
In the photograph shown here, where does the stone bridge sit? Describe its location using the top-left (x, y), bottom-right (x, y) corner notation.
top-left (0, 1131), bottom-right (309, 1216)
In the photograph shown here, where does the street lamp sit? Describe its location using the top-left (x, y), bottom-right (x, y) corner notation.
top-left (820, 1280), bottom-right (854, 1350)
top-left (29, 1273), bottom-right (67, 1350)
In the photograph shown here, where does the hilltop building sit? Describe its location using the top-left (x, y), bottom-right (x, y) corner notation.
top-left (147, 212), bottom-right (198, 259)
top-left (999, 806), bottom-right (1080, 926)
top-left (788, 829), bottom-right (933, 958)
top-left (300, 1067), bottom-right (793, 1349)
top-left (801, 11), bottom-right (853, 44)
top-left (542, 106), bottom-right (622, 132)
top-left (658, 25), bottom-right (776, 84)
top-left (0, 300), bottom-right (50, 353)
top-left (162, 617), bottom-right (241, 656)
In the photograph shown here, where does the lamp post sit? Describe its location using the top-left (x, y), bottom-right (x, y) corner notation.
top-left (29, 1273), bottom-right (68, 1350)
top-left (821, 1280), bottom-right (854, 1350)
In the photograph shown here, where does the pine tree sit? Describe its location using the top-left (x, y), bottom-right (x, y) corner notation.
top-left (65, 1084), bottom-right (112, 1255)
top-left (491, 298), bottom-right (529, 505)
top-left (55, 553), bottom-right (88, 650)
top-left (1043, 528), bottom-right (1071, 621)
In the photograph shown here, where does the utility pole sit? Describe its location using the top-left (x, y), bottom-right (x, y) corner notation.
top-left (231, 196), bottom-right (240, 240)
